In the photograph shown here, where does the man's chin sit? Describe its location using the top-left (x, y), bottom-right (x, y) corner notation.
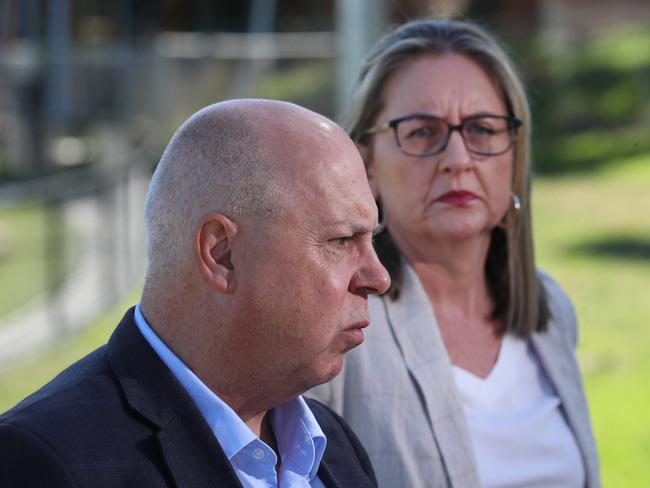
top-left (305, 358), bottom-right (344, 390)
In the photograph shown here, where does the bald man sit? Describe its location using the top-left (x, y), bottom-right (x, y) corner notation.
top-left (0, 100), bottom-right (390, 487)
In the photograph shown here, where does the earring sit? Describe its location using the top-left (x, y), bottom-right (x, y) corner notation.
top-left (499, 193), bottom-right (521, 230)
top-left (374, 201), bottom-right (387, 235)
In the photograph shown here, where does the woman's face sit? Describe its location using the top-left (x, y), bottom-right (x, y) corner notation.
top-left (365, 53), bottom-right (514, 255)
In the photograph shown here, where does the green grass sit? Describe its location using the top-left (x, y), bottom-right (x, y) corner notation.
top-left (533, 153), bottom-right (650, 486)
top-left (0, 203), bottom-right (69, 318)
top-left (527, 22), bottom-right (650, 175)
top-left (0, 154), bottom-right (648, 485)
top-left (0, 293), bottom-right (138, 413)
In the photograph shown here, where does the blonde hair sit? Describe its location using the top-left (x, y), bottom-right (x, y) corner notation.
top-left (346, 18), bottom-right (548, 336)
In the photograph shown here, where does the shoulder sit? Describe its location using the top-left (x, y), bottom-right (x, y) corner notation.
top-left (537, 270), bottom-right (579, 348)
top-left (1, 345), bottom-right (113, 422)
top-left (0, 346), bottom-right (120, 486)
top-left (538, 270), bottom-right (574, 315)
top-left (0, 420), bottom-right (78, 486)
top-left (306, 398), bottom-right (377, 486)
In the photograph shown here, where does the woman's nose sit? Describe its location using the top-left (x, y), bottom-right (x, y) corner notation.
top-left (438, 130), bottom-right (473, 172)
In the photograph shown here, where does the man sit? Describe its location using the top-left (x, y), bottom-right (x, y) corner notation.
top-left (0, 99), bottom-right (390, 487)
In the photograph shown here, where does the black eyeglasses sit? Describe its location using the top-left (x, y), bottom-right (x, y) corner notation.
top-left (362, 114), bottom-right (522, 157)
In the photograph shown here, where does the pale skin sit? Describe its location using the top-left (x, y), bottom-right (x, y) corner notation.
top-left (140, 100), bottom-right (389, 451)
top-left (364, 54), bottom-right (515, 378)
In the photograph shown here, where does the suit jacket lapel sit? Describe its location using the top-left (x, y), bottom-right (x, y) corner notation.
top-left (383, 264), bottom-right (479, 487)
top-left (316, 461), bottom-right (342, 488)
top-left (107, 309), bottom-right (243, 488)
top-left (157, 411), bottom-right (242, 488)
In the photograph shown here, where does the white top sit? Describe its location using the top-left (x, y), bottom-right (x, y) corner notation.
top-left (452, 334), bottom-right (585, 488)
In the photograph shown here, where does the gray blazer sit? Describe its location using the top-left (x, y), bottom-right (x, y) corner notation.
top-left (309, 264), bottom-right (600, 488)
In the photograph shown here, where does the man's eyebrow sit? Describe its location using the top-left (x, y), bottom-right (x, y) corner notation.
top-left (328, 222), bottom-right (374, 236)
top-left (352, 223), bottom-right (375, 235)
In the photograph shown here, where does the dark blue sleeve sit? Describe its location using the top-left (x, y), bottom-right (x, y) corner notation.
top-left (0, 422), bottom-right (78, 487)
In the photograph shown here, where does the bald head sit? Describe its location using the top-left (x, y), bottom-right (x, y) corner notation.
top-left (143, 99), bottom-right (352, 288)
top-left (140, 99), bottom-right (388, 413)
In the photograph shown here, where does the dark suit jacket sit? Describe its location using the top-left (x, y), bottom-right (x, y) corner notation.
top-left (0, 308), bottom-right (377, 487)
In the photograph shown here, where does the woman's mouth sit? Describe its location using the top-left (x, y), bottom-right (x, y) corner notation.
top-left (435, 190), bottom-right (478, 206)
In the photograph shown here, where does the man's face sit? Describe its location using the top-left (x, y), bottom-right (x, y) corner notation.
top-left (231, 126), bottom-right (390, 397)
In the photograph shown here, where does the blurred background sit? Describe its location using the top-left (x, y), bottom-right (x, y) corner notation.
top-left (0, 0), bottom-right (648, 485)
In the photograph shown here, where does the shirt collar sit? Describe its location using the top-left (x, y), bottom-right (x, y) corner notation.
top-left (271, 396), bottom-right (327, 480)
top-left (134, 304), bottom-right (255, 458)
top-left (133, 304), bottom-right (327, 480)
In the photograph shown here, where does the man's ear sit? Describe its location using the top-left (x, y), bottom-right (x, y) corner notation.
top-left (195, 213), bottom-right (238, 293)
top-left (356, 141), bottom-right (380, 200)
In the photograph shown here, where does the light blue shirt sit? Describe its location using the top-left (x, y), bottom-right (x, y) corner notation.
top-left (134, 305), bottom-right (327, 488)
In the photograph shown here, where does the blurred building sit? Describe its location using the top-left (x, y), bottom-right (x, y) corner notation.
top-left (1, 0), bottom-right (647, 179)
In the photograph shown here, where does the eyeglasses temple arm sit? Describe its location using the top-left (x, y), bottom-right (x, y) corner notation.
top-left (363, 120), bottom-right (392, 137)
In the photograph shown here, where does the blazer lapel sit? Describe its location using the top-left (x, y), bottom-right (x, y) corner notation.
top-left (531, 317), bottom-right (599, 487)
top-left (382, 263), bottom-right (479, 487)
top-left (107, 309), bottom-right (243, 488)
top-left (157, 410), bottom-right (242, 488)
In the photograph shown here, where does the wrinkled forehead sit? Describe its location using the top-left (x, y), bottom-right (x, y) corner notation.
top-left (258, 109), bottom-right (350, 170)
top-left (246, 107), bottom-right (375, 221)
top-left (278, 120), bottom-right (367, 185)
top-left (279, 137), bottom-right (376, 225)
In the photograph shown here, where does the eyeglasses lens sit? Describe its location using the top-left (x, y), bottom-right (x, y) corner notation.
top-left (396, 117), bottom-right (447, 156)
top-left (463, 118), bottom-right (512, 155)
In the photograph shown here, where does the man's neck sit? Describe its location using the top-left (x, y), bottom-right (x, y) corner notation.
top-left (247, 412), bottom-right (279, 457)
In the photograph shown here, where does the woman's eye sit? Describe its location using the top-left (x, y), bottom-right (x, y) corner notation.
top-left (466, 122), bottom-right (495, 136)
top-left (406, 126), bottom-right (433, 139)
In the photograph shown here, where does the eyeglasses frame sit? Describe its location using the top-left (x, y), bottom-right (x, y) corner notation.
top-left (362, 113), bottom-right (522, 157)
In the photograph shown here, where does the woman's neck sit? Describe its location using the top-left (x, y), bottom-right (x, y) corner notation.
top-left (398, 232), bottom-right (504, 378)
top-left (398, 231), bottom-right (492, 308)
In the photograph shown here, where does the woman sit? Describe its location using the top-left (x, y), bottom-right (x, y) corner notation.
top-left (309, 18), bottom-right (599, 487)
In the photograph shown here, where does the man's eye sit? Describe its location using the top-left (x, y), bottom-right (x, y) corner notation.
top-left (331, 236), bottom-right (352, 247)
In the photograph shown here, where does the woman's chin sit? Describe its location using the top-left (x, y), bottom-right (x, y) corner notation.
top-left (424, 220), bottom-right (490, 243)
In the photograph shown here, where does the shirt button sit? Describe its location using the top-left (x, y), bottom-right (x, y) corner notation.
top-left (252, 448), bottom-right (265, 460)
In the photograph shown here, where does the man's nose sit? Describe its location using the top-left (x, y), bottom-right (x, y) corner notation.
top-left (349, 247), bottom-right (391, 297)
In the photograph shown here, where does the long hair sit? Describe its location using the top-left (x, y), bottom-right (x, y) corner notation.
top-left (345, 18), bottom-right (549, 336)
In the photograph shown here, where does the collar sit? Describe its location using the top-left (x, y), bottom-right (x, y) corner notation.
top-left (133, 304), bottom-right (326, 481)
